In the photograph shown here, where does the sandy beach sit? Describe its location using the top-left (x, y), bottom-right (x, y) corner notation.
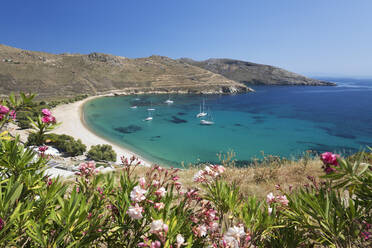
top-left (53, 96), bottom-right (152, 166)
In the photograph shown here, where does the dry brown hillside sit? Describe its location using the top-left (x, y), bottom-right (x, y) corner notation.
top-left (0, 44), bottom-right (251, 99)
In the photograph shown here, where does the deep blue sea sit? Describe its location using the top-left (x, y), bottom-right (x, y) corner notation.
top-left (83, 78), bottom-right (372, 167)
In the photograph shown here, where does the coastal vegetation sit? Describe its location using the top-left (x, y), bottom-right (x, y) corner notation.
top-left (0, 93), bottom-right (371, 247)
top-left (9, 94), bottom-right (88, 129)
top-left (87, 144), bottom-right (117, 162)
top-left (27, 133), bottom-right (86, 157)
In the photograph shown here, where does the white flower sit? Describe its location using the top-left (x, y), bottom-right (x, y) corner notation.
top-left (222, 236), bottom-right (239, 248)
top-left (266, 192), bottom-right (275, 204)
top-left (130, 186), bottom-right (147, 202)
top-left (225, 226), bottom-right (245, 240)
top-left (150, 219), bottom-right (164, 233)
top-left (268, 207), bottom-right (273, 216)
top-left (138, 177), bottom-right (146, 188)
top-left (193, 170), bottom-right (205, 182)
top-left (155, 187), bottom-right (167, 197)
top-left (209, 222), bottom-right (219, 231)
top-left (204, 165), bottom-right (213, 174)
top-left (197, 224), bottom-right (207, 237)
top-left (176, 234), bottom-right (185, 247)
top-left (152, 180), bottom-right (160, 187)
top-left (154, 202), bottom-right (165, 210)
top-left (213, 165), bottom-right (225, 174)
top-left (127, 203), bottom-right (143, 219)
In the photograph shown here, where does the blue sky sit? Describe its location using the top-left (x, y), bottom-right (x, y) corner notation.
top-left (1, 0), bottom-right (371, 77)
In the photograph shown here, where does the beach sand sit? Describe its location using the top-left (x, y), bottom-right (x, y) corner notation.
top-left (53, 96), bottom-right (152, 166)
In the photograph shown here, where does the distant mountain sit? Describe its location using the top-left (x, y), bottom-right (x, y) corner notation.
top-left (0, 45), bottom-right (252, 99)
top-left (178, 58), bottom-right (335, 86)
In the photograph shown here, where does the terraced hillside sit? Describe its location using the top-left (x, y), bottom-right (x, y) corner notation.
top-left (0, 45), bottom-right (251, 99)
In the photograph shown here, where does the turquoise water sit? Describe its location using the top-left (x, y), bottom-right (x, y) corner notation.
top-left (83, 78), bottom-right (372, 167)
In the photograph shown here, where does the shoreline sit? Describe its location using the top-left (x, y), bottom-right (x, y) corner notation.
top-left (53, 95), bottom-right (153, 167)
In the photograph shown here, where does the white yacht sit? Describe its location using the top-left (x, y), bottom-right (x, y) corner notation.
top-left (196, 99), bottom-right (207, 118)
top-left (200, 108), bottom-right (214, 125)
top-left (130, 106), bottom-right (138, 109)
top-left (147, 101), bottom-right (155, 111)
top-left (144, 111), bottom-right (153, 121)
top-left (165, 96), bottom-right (174, 104)
top-left (200, 119), bottom-right (214, 125)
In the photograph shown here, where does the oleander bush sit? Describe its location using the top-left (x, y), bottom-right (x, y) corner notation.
top-left (27, 133), bottom-right (87, 156)
top-left (0, 93), bottom-right (371, 247)
top-left (87, 144), bottom-right (117, 162)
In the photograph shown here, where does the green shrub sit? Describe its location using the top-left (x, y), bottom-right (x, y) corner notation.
top-left (27, 133), bottom-right (86, 156)
top-left (87, 144), bottom-right (116, 162)
top-left (348, 151), bottom-right (372, 164)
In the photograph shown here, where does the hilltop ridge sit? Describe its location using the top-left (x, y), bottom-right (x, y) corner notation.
top-left (179, 58), bottom-right (335, 86)
top-left (0, 44), bottom-right (251, 98)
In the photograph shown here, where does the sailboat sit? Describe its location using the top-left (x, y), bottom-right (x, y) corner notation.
top-left (145, 111), bottom-right (153, 121)
top-left (134, 94), bottom-right (140, 101)
top-left (147, 100), bottom-right (155, 111)
top-left (196, 99), bottom-right (207, 118)
top-left (164, 95), bottom-right (174, 104)
top-left (200, 108), bottom-right (214, 125)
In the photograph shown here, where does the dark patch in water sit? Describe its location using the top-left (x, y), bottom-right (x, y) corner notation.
top-left (169, 116), bottom-right (187, 124)
top-left (234, 123), bottom-right (242, 127)
top-left (253, 119), bottom-right (265, 124)
top-left (92, 114), bottom-right (100, 118)
top-left (317, 126), bottom-right (356, 139)
top-left (296, 141), bottom-right (357, 155)
top-left (152, 136), bottom-right (161, 139)
top-left (177, 112), bottom-right (186, 116)
top-left (114, 125), bottom-right (142, 134)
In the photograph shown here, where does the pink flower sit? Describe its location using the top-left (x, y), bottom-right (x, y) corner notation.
top-left (266, 192), bottom-right (275, 204)
top-left (150, 241), bottom-right (161, 248)
top-left (155, 187), bottom-right (167, 197)
top-left (276, 195), bottom-right (289, 206)
top-left (38, 146), bottom-right (49, 153)
top-left (77, 161), bottom-right (97, 177)
top-left (154, 202), bottom-right (165, 210)
top-left (127, 203), bottom-right (143, 220)
top-left (0, 105), bottom-right (9, 114)
top-left (139, 177), bottom-right (146, 188)
top-left (324, 165), bottom-right (336, 174)
top-left (152, 180), bottom-right (160, 187)
top-left (0, 217), bottom-right (4, 231)
top-left (361, 231), bottom-right (370, 241)
top-left (321, 152), bottom-right (339, 166)
top-left (9, 110), bottom-right (16, 120)
top-left (130, 186), bottom-right (147, 202)
top-left (41, 115), bottom-right (56, 124)
top-left (42, 108), bottom-right (52, 116)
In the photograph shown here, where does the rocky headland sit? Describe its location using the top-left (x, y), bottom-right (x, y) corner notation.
top-left (178, 58), bottom-right (335, 86)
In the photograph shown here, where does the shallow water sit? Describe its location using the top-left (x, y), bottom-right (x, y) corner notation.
top-left (83, 78), bottom-right (372, 167)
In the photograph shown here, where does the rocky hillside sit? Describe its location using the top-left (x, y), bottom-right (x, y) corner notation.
top-left (0, 45), bottom-right (251, 99)
top-left (179, 58), bottom-right (335, 86)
